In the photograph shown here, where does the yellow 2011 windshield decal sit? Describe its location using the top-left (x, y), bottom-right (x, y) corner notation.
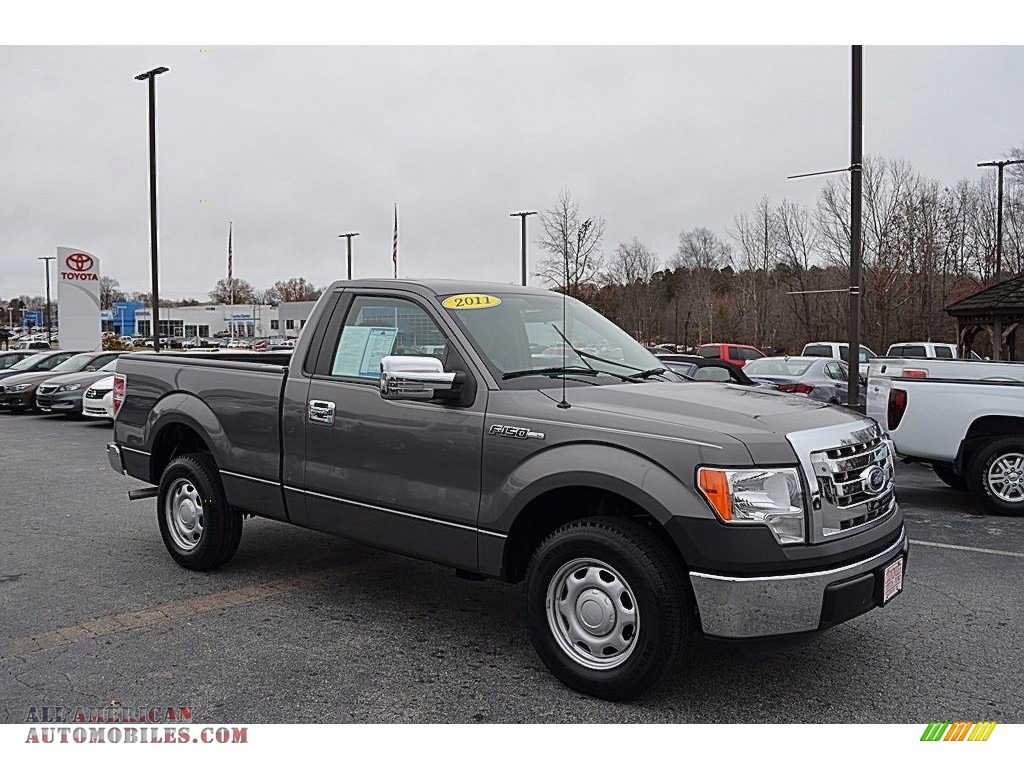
top-left (441, 294), bottom-right (502, 310)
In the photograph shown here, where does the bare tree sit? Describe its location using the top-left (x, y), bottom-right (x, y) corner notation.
top-left (209, 278), bottom-right (256, 305)
top-left (98, 277), bottom-right (126, 309)
top-left (604, 237), bottom-right (660, 340)
top-left (731, 197), bottom-right (782, 349)
top-left (673, 228), bottom-right (731, 343)
top-left (265, 277), bottom-right (322, 304)
top-left (535, 189), bottom-right (606, 297)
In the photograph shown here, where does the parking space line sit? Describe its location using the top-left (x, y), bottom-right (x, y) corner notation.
top-left (910, 539), bottom-right (1024, 559)
top-left (0, 560), bottom-right (386, 661)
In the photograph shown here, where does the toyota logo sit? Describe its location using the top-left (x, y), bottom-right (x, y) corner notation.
top-left (861, 466), bottom-right (887, 495)
top-left (66, 253), bottom-right (94, 272)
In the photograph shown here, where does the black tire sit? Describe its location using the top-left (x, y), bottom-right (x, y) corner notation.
top-left (157, 452), bottom-right (243, 570)
top-left (933, 463), bottom-right (967, 492)
top-left (524, 516), bottom-right (692, 701)
top-left (966, 437), bottom-right (1024, 516)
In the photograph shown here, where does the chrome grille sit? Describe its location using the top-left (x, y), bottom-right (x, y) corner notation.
top-left (810, 431), bottom-right (896, 539)
top-left (85, 388), bottom-right (110, 400)
top-left (37, 385), bottom-right (58, 395)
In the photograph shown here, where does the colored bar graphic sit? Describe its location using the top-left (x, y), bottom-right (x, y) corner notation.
top-left (921, 721), bottom-right (996, 742)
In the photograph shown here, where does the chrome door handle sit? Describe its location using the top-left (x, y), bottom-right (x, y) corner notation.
top-left (307, 399), bottom-right (336, 426)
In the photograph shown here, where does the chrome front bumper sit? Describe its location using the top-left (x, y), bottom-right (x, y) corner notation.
top-left (106, 442), bottom-right (127, 475)
top-left (689, 529), bottom-right (908, 639)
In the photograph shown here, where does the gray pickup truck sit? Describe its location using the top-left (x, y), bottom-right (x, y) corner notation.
top-left (107, 279), bottom-right (907, 700)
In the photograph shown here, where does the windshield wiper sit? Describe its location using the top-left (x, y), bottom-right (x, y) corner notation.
top-left (626, 367), bottom-right (669, 380)
top-left (502, 366), bottom-right (601, 380)
top-left (502, 366), bottom-right (640, 383)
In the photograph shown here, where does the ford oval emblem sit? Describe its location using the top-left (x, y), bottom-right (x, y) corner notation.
top-left (861, 466), bottom-right (887, 495)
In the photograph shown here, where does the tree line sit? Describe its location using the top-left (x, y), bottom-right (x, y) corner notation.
top-left (536, 151), bottom-right (1024, 355)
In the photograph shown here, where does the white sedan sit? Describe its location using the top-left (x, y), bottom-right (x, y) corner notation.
top-left (82, 375), bottom-right (115, 420)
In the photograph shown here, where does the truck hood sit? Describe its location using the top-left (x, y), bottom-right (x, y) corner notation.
top-left (538, 381), bottom-right (871, 460)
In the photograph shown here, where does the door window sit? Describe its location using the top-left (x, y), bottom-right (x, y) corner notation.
top-left (329, 296), bottom-right (446, 380)
top-left (934, 346), bottom-right (954, 359)
top-left (825, 362), bottom-right (847, 381)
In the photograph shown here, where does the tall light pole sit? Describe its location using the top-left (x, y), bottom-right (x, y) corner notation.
top-left (338, 232), bottom-right (359, 280)
top-left (848, 44), bottom-right (863, 409)
top-left (786, 46), bottom-right (864, 407)
top-left (38, 256), bottom-right (55, 344)
top-left (977, 158), bottom-right (1024, 283)
top-left (135, 65), bottom-right (169, 352)
top-left (510, 211), bottom-right (537, 287)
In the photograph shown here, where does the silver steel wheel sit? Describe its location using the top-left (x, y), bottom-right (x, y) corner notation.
top-left (545, 558), bottom-right (639, 670)
top-left (165, 478), bottom-right (205, 551)
top-left (987, 452), bottom-right (1024, 503)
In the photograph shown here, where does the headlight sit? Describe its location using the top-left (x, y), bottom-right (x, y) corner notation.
top-left (697, 467), bottom-right (805, 544)
top-left (8, 383), bottom-right (32, 392)
top-left (58, 383), bottom-right (83, 392)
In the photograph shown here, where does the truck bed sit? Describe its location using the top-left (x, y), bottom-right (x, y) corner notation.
top-left (114, 352), bottom-right (291, 520)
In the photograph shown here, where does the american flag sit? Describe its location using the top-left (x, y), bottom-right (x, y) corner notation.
top-left (392, 204), bottom-right (398, 279)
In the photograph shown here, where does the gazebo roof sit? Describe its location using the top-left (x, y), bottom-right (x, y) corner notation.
top-left (945, 273), bottom-right (1024, 317)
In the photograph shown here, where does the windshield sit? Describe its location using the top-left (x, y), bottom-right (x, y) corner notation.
top-left (10, 353), bottom-right (48, 370)
top-left (744, 358), bottom-right (814, 377)
top-left (443, 292), bottom-right (666, 386)
top-left (51, 353), bottom-right (93, 373)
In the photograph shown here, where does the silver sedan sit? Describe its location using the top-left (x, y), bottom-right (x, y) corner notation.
top-left (742, 356), bottom-right (858, 405)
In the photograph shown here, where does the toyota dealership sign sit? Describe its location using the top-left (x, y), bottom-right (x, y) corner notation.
top-left (57, 246), bottom-right (102, 351)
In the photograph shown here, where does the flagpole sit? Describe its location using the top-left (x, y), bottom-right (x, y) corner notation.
top-left (392, 203), bottom-right (398, 279)
top-left (228, 221), bottom-right (234, 340)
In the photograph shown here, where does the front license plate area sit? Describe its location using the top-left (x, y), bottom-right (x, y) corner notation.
top-left (882, 557), bottom-right (904, 604)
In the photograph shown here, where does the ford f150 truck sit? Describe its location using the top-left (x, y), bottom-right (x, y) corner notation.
top-left (867, 357), bottom-right (1024, 515)
top-left (106, 279), bottom-right (908, 700)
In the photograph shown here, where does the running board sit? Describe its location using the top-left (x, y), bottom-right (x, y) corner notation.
top-left (127, 487), bottom-right (159, 501)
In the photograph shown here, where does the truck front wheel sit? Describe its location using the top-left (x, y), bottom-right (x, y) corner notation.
top-left (524, 517), bottom-right (691, 701)
top-left (157, 452), bottom-right (243, 570)
top-left (967, 437), bottom-right (1024, 516)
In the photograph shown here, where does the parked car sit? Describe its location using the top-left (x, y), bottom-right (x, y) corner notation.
top-left (695, 343), bottom-right (765, 368)
top-left (802, 342), bottom-right (878, 380)
top-left (743, 356), bottom-right (859, 404)
top-left (867, 357), bottom-right (1024, 514)
top-left (654, 353), bottom-right (761, 386)
top-left (83, 374), bottom-right (116, 420)
top-left (0, 350), bottom-right (81, 383)
top-left (107, 278), bottom-right (906, 701)
top-left (36, 356), bottom-right (123, 416)
top-left (13, 340), bottom-right (51, 350)
top-left (0, 350), bottom-right (37, 369)
top-left (0, 351), bottom-right (117, 411)
top-left (884, 341), bottom-right (984, 360)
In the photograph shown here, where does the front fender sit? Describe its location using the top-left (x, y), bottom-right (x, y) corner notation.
top-left (481, 442), bottom-right (712, 532)
top-left (477, 442), bottom-right (717, 577)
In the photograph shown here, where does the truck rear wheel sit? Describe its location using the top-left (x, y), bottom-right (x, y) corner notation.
top-left (967, 437), bottom-right (1024, 516)
top-left (157, 452), bottom-right (243, 570)
top-left (524, 517), bottom-right (691, 701)
top-left (933, 463), bottom-right (967, 491)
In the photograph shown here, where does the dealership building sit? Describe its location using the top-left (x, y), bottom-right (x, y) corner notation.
top-left (101, 301), bottom-right (316, 339)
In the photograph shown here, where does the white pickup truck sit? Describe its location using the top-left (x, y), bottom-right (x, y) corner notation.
top-left (866, 358), bottom-right (1024, 515)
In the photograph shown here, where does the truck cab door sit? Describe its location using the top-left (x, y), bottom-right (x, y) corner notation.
top-left (298, 291), bottom-right (485, 571)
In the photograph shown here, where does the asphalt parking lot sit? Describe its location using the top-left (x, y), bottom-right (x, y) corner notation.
top-left (1, 412), bottom-right (1022, 724)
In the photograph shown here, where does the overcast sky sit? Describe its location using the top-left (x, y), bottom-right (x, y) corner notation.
top-left (1, 45), bottom-right (1022, 301)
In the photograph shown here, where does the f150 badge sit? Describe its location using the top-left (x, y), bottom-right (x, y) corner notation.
top-left (489, 424), bottom-right (545, 440)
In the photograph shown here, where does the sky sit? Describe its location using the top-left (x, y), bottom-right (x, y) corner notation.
top-left (1, 43), bottom-right (1023, 301)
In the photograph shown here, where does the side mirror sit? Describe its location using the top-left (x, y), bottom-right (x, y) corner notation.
top-left (83, 366), bottom-right (97, 372)
top-left (380, 356), bottom-right (456, 401)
